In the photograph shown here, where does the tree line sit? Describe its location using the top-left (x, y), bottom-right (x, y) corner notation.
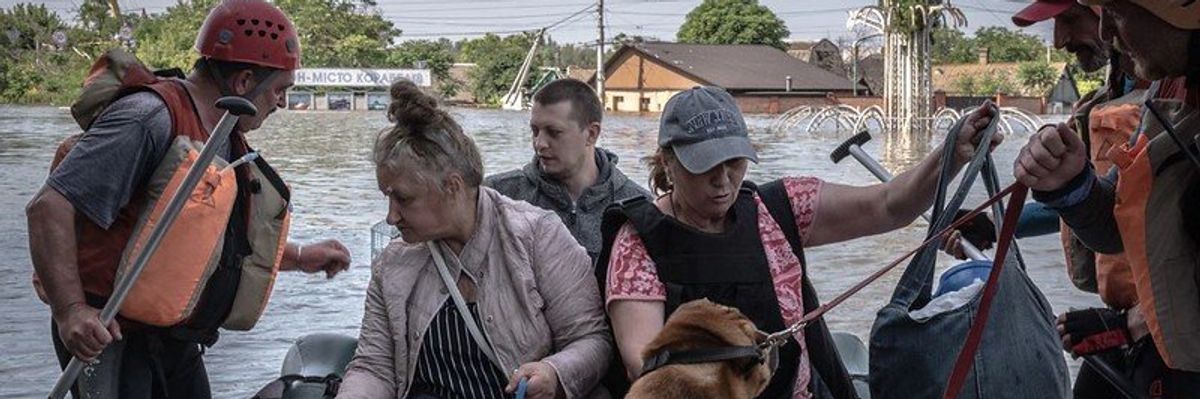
top-left (0, 0), bottom-right (1097, 106)
top-left (0, 0), bottom-right (600, 106)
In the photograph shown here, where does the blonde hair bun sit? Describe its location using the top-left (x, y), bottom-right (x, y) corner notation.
top-left (388, 79), bottom-right (441, 129)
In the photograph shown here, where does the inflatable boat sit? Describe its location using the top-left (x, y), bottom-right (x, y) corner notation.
top-left (251, 331), bottom-right (873, 399)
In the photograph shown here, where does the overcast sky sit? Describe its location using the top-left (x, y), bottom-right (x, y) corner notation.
top-left (10, 0), bottom-right (1053, 45)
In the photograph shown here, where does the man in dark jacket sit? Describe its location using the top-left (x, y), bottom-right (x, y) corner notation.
top-left (1014, 0), bottom-right (1200, 396)
top-left (486, 79), bottom-right (649, 262)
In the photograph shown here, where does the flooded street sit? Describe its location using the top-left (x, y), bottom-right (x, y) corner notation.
top-left (0, 105), bottom-right (1100, 398)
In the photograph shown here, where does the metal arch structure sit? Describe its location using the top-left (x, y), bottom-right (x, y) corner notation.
top-left (853, 105), bottom-right (886, 133)
top-left (806, 104), bottom-right (861, 134)
top-left (770, 1), bottom-right (1043, 145)
top-left (769, 106), bottom-right (816, 133)
top-left (931, 106), bottom-right (1045, 136)
top-left (850, 1), bottom-right (967, 139)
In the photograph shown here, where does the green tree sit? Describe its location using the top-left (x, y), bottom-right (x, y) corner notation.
top-left (133, 0), bottom-right (213, 70)
top-left (1074, 66), bottom-right (1105, 95)
top-left (71, 0), bottom-right (143, 59)
top-left (1017, 61), bottom-right (1058, 96)
top-left (1, 3), bottom-right (65, 52)
top-left (931, 27), bottom-right (975, 64)
top-left (612, 32), bottom-right (659, 45)
top-left (953, 73), bottom-right (1016, 96)
top-left (75, 0), bottom-right (124, 38)
top-left (677, 0), bottom-right (789, 50)
top-left (953, 75), bottom-right (977, 96)
top-left (978, 73), bottom-right (1016, 95)
top-left (539, 36), bottom-right (601, 68)
top-left (932, 26), bottom-right (1064, 65)
top-left (972, 27), bottom-right (1044, 63)
top-left (390, 39), bottom-right (458, 97)
top-left (2, 0), bottom-right (406, 104)
top-left (276, 0), bottom-right (399, 68)
top-left (459, 32), bottom-right (542, 105)
top-left (134, 0), bottom-right (399, 70)
top-left (0, 3), bottom-right (92, 104)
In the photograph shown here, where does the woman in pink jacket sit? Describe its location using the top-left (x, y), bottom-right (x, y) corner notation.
top-left (337, 81), bottom-right (611, 399)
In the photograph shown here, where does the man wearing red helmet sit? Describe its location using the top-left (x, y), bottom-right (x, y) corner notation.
top-left (25, 1), bottom-right (350, 397)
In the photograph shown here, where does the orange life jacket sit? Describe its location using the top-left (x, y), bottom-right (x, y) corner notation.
top-left (1110, 94), bottom-right (1200, 372)
top-left (35, 49), bottom-right (291, 336)
top-left (1071, 96), bottom-right (1141, 310)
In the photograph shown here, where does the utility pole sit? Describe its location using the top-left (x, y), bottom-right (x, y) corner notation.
top-left (596, 0), bottom-right (606, 106)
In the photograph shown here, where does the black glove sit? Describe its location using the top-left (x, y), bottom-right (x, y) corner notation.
top-left (953, 209), bottom-right (996, 250)
top-left (1061, 308), bottom-right (1131, 356)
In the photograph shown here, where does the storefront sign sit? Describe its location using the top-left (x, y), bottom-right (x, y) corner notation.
top-left (295, 68), bottom-right (432, 87)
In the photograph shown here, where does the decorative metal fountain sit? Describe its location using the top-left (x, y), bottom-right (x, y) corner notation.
top-left (770, 0), bottom-right (1043, 141)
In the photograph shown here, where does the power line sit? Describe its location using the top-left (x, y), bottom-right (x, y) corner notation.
top-left (398, 28), bottom-right (534, 38)
top-left (959, 1), bottom-right (1019, 26)
top-left (546, 2), bottom-right (599, 31)
top-left (390, 19), bottom-right (572, 28)
top-left (395, 2), bottom-right (594, 38)
top-left (376, 2), bottom-right (594, 14)
top-left (609, 6), bottom-right (856, 18)
top-left (383, 12), bottom-right (582, 21)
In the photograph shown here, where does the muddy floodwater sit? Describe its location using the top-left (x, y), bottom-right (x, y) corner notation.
top-left (0, 105), bottom-right (1098, 397)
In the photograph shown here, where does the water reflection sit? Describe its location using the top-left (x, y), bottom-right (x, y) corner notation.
top-left (0, 106), bottom-right (1091, 398)
top-left (881, 128), bottom-right (932, 173)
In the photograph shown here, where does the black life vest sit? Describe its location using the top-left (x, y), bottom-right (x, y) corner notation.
top-left (595, 180), bottom-right (858, 399)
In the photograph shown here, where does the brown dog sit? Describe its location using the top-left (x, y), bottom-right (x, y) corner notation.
top-left (626, 299), bottom-right (773, 399)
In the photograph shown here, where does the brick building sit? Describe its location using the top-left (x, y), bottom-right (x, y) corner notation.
top-left (591, 42), bottom-right (861, 114)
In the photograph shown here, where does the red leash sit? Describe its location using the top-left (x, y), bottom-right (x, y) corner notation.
top-left (763, 183), bottom-right (1028, 347)
top-left (940, 184), bottom-right (1028, 399)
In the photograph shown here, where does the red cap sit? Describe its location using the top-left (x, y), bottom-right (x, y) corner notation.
top-left (1012, 0), bottom-right (1075, 27)
top-left (195, 0), bottom-right (301, 70)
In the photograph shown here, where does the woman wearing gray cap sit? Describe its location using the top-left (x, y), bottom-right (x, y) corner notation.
top-left (595, 86), bottom-right (999, 398)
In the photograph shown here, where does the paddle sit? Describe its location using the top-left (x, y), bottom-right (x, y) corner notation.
top-left (48, 96), bottom-right (258, 399)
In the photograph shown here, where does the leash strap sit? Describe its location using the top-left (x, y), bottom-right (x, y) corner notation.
top-left (641, 346), bottom-right (764, 375)
top-left (762, 182), bottom-right (1026, 348)
top-left (427, 241), bottom-right (508, 373)
top-left (515, 377), bottom-right (529, 399)
top-left (940, 185), bottom-right (1029, 399)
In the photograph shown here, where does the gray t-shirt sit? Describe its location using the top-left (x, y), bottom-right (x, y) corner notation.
top-left (48, 91), bottom-right (225, 229)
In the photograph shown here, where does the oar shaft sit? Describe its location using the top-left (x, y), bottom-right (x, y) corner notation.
top-left (1084, 356), bottom-right (1147, 399)
top-left (48, 110), bottom-right (243, 399)
top-left (845, 144), bottom-right (989, 261)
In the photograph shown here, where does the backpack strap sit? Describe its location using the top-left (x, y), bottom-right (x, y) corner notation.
top-left (754, 179), bottom-right (859, 399)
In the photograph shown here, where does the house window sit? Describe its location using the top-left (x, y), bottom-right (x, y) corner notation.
top-left (639, 97), bottom-right (651, 112)
top-left (612, 96), bottom-right (624, 111)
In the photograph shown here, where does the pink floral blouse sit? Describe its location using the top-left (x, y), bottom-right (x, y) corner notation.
top-left (605, 176), bottom-right (823, 399)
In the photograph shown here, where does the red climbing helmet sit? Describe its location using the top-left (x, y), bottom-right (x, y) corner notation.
top-left (195, 0), bottom-right (301, 71)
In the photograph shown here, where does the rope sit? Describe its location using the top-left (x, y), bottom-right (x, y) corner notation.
top-left (759, 182), bottom-right (1025, 350)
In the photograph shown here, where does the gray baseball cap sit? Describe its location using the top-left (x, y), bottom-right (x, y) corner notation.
top-left (658, 86), bottom-right (758, 174)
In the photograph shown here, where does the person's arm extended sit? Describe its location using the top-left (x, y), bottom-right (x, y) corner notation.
top-left (1015, 122), bottom-right (1124, 254)
top-left (26, 186), bottom-right (121, 361)
top-left (1035, 168), bottom-right (1124, 253)
top-left (525, 214), bottom-right (613, 399)
top-left (806, 107), bottom-right (1001, 247)
top-left (608, 300), bottom-right (665, 381)
top-left (279, 240), bottom-right (351, 278)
